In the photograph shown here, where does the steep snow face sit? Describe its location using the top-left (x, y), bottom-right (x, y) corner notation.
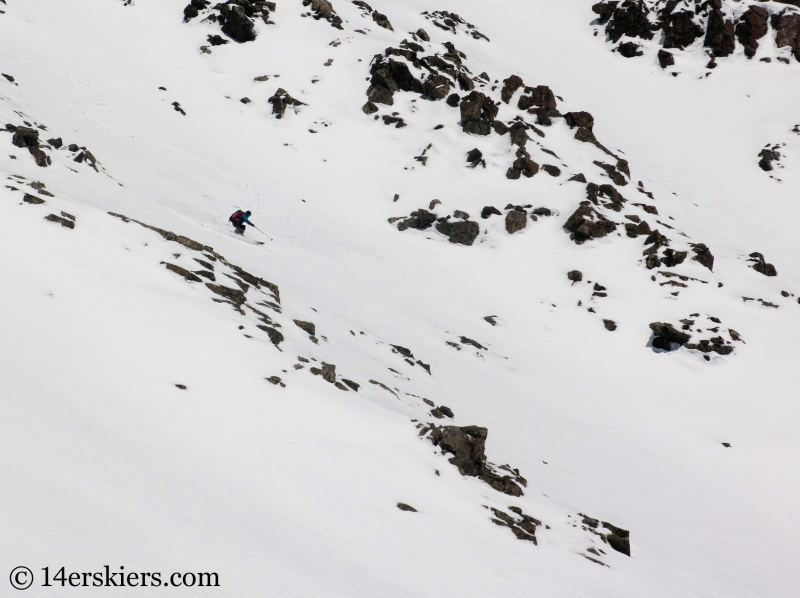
top-left (1, 0), bottom-right (800, 596)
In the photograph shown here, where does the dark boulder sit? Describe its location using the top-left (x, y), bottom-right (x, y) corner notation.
top-left (564, 111), bottom-right (594, 130)
top-left (773, 11), bottom-right (800, 62)
top-left (372, 11), bottom-right (393, 30)
top-left (758, 148), bottom-right (780, 171)
top-left (564, 201), bottom-right (617, 244)
top-left (657, 49), bottom-right (675, 68)
top-left (748, 252), bottom-right (777, 276)
top-left (704, 9), bottom-right (736, 57)
top-left (481, 205), bottom-right (502, 219)
top-left (435, 219), bottom-right (480, 245)
top-left (294, 319), bottom-right (316, 335)
top-left (11, 126), bottom-right (40, 149)
top-left (446, 93), bottom-right (460, 107)
top-left (567, 270), bottom-right (583, 283)
top-left (268, 88), bottom-right (306, 118)
top-left (542, 164), bottom-right (561, 177)
top-left (649, 321), bottom-right (691, 350)
top-left (736, 6), bottom-right (768, 58)
top-left (219, 3), bottom-right (256, 42)
top-left (618, 41), bottom-right (643, 57)
top-left (428, 425), bottom-right (523, 496)
top-left (603, 0), bottom-right (655, 42)
top-left (690, 243), bottom-right (714, 271)
top-left (505, 209), bottom-right (527, 234)
top-left (662, 10), bottom-right (703, 50)
top-left (460, 91), bottom-right (497, 136)
top-left (398, 209), bottom-right (437, 231)
top-left (517, 85), bottom-right (557, 111)
top-left (164, 263), bottom-right (202, 282)
top-left (500, 75), bottom-right (524, 103)
top-left (423, 74), bottom-right (451, 100)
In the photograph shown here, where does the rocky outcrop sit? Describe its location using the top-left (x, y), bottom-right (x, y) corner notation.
top-left (268, 88), bottom-right (305, 118)
top-left (427, 425), bottom-right (525, 496)
top-left (505, 209), bottom-right (527, 234)
top-left (758, 147), bottom-right (781, 171)
top-left (435, 219), bottom-right (480, 246)
top-left (564, 202), bottom-right (617, 244)
top-left (460, 91), bottom-right (498, 136)
top-left (748, 252), bottom-right (777, 276)
top-left (736, 6), bottom-right (769, 58)
top-left (690, 243), bottom-right (714, 271)
top-left (183, 0), bottom-right (273, 42)
top-left (773, 10), bottom-right (800, 61)
top-left (649, 321), bottom-right (691, 351)
top-left (593, 0), bottom-right (800, 66)
top-left (303, 0), bottom-right (343, 29)
top-left (704, 8), bottom-right (735, 57)
top-left (581, 515), bottom-right (631, 556)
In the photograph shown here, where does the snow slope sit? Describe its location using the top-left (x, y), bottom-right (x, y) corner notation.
top-left (1, 0), bottom-right (799, 595)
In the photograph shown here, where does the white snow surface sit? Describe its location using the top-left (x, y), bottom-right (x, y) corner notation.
top-left (1, 0), bottom-right (799, 596)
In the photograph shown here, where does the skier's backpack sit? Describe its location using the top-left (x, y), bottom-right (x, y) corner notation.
top-left (229, 209), bottom-right (244, 224)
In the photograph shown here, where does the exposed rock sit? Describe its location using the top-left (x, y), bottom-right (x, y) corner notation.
top-left (294, 319), bottom-right (316, 335)
top-left (505, 209), bottom-right (527, 234)
top-left (268, 88), bottom-right (306, 118)
top-left (342, 378), bottom-right (360, 391)
top-left (649, 321), bottom-right (691, 351)
top-left (500, 75), bottom-right (524, 103)
top-left (23, 193), bottom-right (45, 204)
top-left (303, 0), bottom-right (343, 29)
top-left (427, 425), bottom-right (524, 496)
top-left (459, 336), bottom-right (485, 350)
top-left (595, 0), bottom-right (656, 43)
top-left (453, 210), bottom-right (470, 220)
top-left (602, 522), bottom-right (631, 556)
top-left (564, 201), bottom-right (617, 244)
top-left (481, 206), bottom-right (502, 219)
top-left (542, 164), bottom-right (561, 177)
top-left (47, 137), bottom-right (62, 149)
top-left (423, 73), bottom-right (451, 100)
top-left (372, 11), bottom-right (393, 30)
top-left (257, 325), bottom-right (284, 346)
top-left (446, 93), bottom-right (461, 107)
top-left (758, 148), bottom-right (780, 171)
top-left (397, 209), bottom-right (437, 231)
top-left (564, 111), bottom-right (594, 130)
top-left (603, 319), bottom-right (617, 331)
top-left (567, 270), bottom-right (583, 283)
top-left (11, 126), bottom-right (40, 149)
top-left (748, 252), bottom-right (777, 276)
top-left (206, 283), bottom-right (246, 305)
top-left (396, 502), bottom-right (417, 512)
top-left (658, 49), bottom-right (675, 68)
top-left (460, 91), bottom-right (498, 136)
top-left (736, 6), bottom-right (768, 58)
top-left (704, 8), bottom-right (736, 57)
top-left (44, 214), bottom-right (75, 229)
top-left (219, 2), bottom-right (257, 42)
top-left (435, 219), bottom-right (480, 246)
top-left (164, 262), bottom-right (202, 282)
top-left (466, 148), bottom-right (484, 167)
top-left (321, 362), bottom-right (336, 383)
top-left (773, 11), bottom-right (800, 62)
top-left (662, 9), bottom-right (703, 50)
top-left (690, 243), bottom-right (714, 271)
top-left (618, 41), bottom-right (643, 57)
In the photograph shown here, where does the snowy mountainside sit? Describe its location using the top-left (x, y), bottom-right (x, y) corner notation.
top-left (1, 0), bottom-right (800, 596)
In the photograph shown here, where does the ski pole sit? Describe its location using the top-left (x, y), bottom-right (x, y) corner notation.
top-left (253, 225), bottom-right (273, 241)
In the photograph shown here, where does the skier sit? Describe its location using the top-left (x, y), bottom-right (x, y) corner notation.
top-left (229, 209), bottom-right (254, 236)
